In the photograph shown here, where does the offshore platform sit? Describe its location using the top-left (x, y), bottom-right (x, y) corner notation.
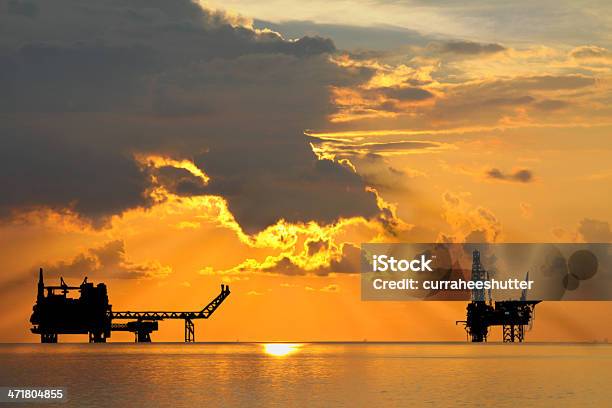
top-left (30, 269), bottom-right (230, 343)
top-left (457, 250), bottom-right (540, 342)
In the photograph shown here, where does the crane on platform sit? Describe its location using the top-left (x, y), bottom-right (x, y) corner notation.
top-left (110, 286), bottom-right (231, 342)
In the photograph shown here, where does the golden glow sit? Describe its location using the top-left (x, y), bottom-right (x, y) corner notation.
top-left (135, 154), bottom-right (210, 184)
top-left (263, 343), bottom-right (302, 357)
top-left (306, 122), bottom-right (612, 140)
top-left (103, 186), bottom-right (404, 278)
top-left (3, 3), bottom-right (612, 344)
top-left (364, 63), bottom-right (434, 89)
top-left (310, 138), bottom-right (456, 158)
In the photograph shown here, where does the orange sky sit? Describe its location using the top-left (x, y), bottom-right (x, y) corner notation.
top-left (0, 0), bottom-right (611, 343)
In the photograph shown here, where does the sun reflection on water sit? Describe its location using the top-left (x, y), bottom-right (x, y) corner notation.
top-left (262, 343), bottom-right (302, 357)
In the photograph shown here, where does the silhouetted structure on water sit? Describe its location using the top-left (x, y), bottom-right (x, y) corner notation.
top-left (30, 269), bottom-right (230, 343)
top-left (457, 250), bottom-right (540, 342)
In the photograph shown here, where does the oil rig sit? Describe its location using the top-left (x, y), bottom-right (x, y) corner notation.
top-left (457, 250), bottom-right (540, 342)
top-left (30, 269), bottom-right (230, 343)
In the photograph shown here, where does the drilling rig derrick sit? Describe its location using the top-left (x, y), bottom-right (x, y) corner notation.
top-left (457, 251), bottom-right (540, 343)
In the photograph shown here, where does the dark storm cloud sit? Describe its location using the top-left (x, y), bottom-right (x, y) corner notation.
top-left (201, 155), bottom-right (378, 232)
top-left (486, 168), bottom-right (534, 183)
top-left (433, 40), bottom-right (506, 55)
top-left (0, 126), bottom-right (152, 224)
top-left (0, 43), bottom-right (159, 112)
top-left (0, 0), bottom-right (382, 233)
top-left (43, 240), bottom-right (169, 279)
top-left (154, 167), bottom-right (208, 196)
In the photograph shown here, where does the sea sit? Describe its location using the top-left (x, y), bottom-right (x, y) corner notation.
top-left (0, 342), bottom-right (610, 407)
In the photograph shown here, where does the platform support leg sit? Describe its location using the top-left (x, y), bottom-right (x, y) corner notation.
top-left (185, 319), bottom-right (195, 343)
top-left (41, 333), bottom-right (57, 343)
top-left (135, 330), bottom-right (151, 343)
top-left (503, 325), bottom-right (525, 343)
top-left (89, 331), bottom-right (107, 343)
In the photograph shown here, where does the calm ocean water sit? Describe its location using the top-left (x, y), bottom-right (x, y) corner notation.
top-left (0, 342), bottom-right (610, 407)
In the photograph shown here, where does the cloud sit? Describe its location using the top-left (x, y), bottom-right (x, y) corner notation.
top-left (483, 96), bottom-right (534, 107)
top-left (0, 129), bottom-right (154, 226)
top-left (444, 75), bottom-right (594, 110)
top-left (440, 191), bottom-right (501, 242)
top-left (464, 229), bottom-right (489, 243)
top-left (578, 218), bottom-right (612, 242)
top-left (264, 242), bottom-right (361, 275)
top-left (0, 0), bottom-right (386, 234)
top-left (389, 72), bottom-right (598, 127)
top-left (344, 153), bottom-right (417, 192)
top-left (253, 19), bottom-right (432, 51)
top-left (533, 99), bottom-right (570, 111)
top-left (570, 45), bottom-right (612, 61)
top-left (379, 87), bottom-right (434, 101)
top-left (486, 168), bottom-right (534, 183)
top-left (497, 75), bottom-right (596, 91)
top-left (43, 240), bottom-right (171, 280)
top-left (226, 240), bottom-right (363, 276)
top-left (307, 239), bottom-right (329, 256)
top-left (327, 243), bottom-right (362, 273)
top-left (322, 51), bottom-right (598, 129)
top-left (381, 1), bottom-right (612, 46)
top-left (432, 40), bottom-right (506, 55)
top-left (309, 135), bottom-right (453, 160)
top-left (151, 166), bottom-right (209, 197)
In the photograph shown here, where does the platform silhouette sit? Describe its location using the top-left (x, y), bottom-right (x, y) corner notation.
top-left (30, 269), bottom-right (230, 343)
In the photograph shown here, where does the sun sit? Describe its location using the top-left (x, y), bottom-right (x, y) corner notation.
top-left (262, 343), bottom-right (302, 357)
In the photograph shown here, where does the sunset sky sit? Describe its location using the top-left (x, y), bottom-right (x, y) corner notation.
top-left (1, 0), bottom-right (611, 342)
